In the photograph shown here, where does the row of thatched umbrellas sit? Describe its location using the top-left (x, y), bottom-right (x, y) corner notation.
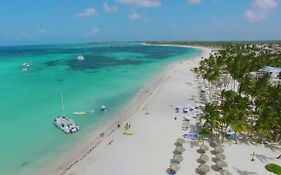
top-left (196, 139), bottom-right (230, 175)
top-left (210, 139), bottom-right (231, 175)
top-left (196, 144), bottom-right (210, 174)
top-left (167, 138), bottom-right (186, 174)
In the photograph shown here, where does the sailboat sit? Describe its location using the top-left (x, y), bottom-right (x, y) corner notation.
top-left (54, 94), bottom-right (79, 133)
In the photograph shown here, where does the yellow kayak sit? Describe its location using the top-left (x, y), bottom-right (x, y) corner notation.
top-left (73, 112), bottom-right (88, 116)
top-left (123, 131), bottom-right (133, 135)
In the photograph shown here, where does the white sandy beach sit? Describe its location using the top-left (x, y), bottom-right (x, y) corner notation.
top-left (46, 46), bottom-right (281, 175)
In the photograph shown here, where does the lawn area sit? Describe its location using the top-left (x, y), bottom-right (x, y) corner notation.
top-left (265, 163), bottom-right (281, 175)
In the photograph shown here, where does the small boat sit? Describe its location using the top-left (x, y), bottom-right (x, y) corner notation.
top-left (77, 55), bottom-right (85, 61)
top-left (101, 105), bottom-right (107, 112)
top-left (21, 62), bottom-right (32, 72)
top-left (73, 112), bottom-right (88, 116)
top-left (54, 94), bottom-right (79, 133)
top-left (22, 63), bottom-right (32, 67)
top-left (21, 68), bottom-right (27, 72)
top-left (123, 130), bottom-right (133, 135)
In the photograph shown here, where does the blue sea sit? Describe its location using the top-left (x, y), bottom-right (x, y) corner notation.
top-left (0, 43), bottom-right (200, 175)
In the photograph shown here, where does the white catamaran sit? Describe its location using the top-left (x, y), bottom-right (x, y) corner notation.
top-left (54, 94), bottom-right (79, 133)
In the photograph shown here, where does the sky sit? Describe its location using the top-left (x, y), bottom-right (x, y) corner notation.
top-left (0, 0), bottom-right (280, 45)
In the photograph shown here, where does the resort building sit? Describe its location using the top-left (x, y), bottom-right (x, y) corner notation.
top-left (250, 66), bottom-right (281, 85)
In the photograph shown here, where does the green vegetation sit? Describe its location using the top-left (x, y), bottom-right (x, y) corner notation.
top-left (265, 163), bottom-right (281, 175)
top-left (147, 41), bottom-right (281, 143)
top-left (145, 41), bottom-right (281, 48)
top-left (192, 44), bottom-right (281, 143)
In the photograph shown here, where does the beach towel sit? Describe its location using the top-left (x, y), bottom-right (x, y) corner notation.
top-left (183, 133), bottom-right (199, 139)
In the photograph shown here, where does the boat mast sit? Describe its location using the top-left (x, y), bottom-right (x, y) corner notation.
top-left (61, 94), bottom-right (65, 116)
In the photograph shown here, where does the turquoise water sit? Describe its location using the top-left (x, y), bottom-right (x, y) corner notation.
top-left (0, 43), bottom-right (200, 175)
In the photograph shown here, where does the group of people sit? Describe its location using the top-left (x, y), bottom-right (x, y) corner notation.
top-left (125, 122), bottom-right (131, 130)
top-left (99, 121), bottom-right (132, 145)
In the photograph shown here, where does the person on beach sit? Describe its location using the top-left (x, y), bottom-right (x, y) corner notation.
top-left (117, 124), bottom-right (120, 128)
top-left (125, 123), bottom-right (129, 130)
top-left (108, 139), bottom-right (114, 145)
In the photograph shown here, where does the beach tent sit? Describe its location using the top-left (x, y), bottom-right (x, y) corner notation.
top-left (183, 133), bottom-right (199, 140)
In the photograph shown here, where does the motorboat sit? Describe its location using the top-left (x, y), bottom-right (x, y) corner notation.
top-left (21, 62), bottom-right (32, 71)
top-left (101, 105), bottom-right (107, 112)
top-left (77, 55), bottom-right (85, 61)
top-left (21, 68), bottom-right (27, 72)
top-left (22, 63), bottom-right (32, 67)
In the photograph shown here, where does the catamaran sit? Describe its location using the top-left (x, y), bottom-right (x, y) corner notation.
top-left (54, 94), bottom-right (79, 133)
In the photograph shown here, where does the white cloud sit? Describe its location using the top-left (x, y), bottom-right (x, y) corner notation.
top-left (129, 12), bottom-right (141, 20)
top-left (38, 28), bottom-right (48, 34)
top-left (76, 8), bottom-right (97, 18)
top-left (188, 0), bottom-right (202, 4)
top-left (104, 3), bottom-right (118, 13)
top-left (86, 28), bottom-right (100, 37)
top-left (245, 0), bottom-right (278, 22)
top-left (117, 0), bottom-right (161, 7)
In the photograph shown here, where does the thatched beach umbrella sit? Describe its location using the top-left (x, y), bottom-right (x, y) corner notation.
top-left (216, 160), bottom-right (228, 169)
top-left (216, 153), bottom-right (226, 160)
top-left (174, 142), bottom-right (183, 146)
top-left (171, 155), bottom-right (183, 163)
top-left (174, 146), bottom-right (185, 154)
top-left (210, 141), bottom-right (219, 147)
top-left (177, 138), bottom-right (185, 144)
top-left (197, 164), bottom-right (210, 174)
top-left (200, 145), bottom-right (209, 151)
top-left (174, 154), bottom-right (183, 161)
top-left (174, 138), bottom-right (185, 146)
top-left (170, 163), bottom-right (180, 172)
top-left (214, 146), bottom-right (224, 154)
top-left (199, 154), bottom-right (210, 163)
top-left (171, 158), bottom-right (181, 164)
top-left (220, 169), bottom-right (231, 175)
top-left (198, 145), bottom-right (209, 154)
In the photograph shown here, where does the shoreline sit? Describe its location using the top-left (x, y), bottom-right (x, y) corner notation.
top-left (39, 45), bottom-right (211, 175)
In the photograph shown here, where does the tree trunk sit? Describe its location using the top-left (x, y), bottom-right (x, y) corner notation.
top-left (235, 131), bottom-right (238, 144)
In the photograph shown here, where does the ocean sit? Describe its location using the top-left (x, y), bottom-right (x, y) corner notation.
top-left (0, 43), bottom-right (200, 175)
